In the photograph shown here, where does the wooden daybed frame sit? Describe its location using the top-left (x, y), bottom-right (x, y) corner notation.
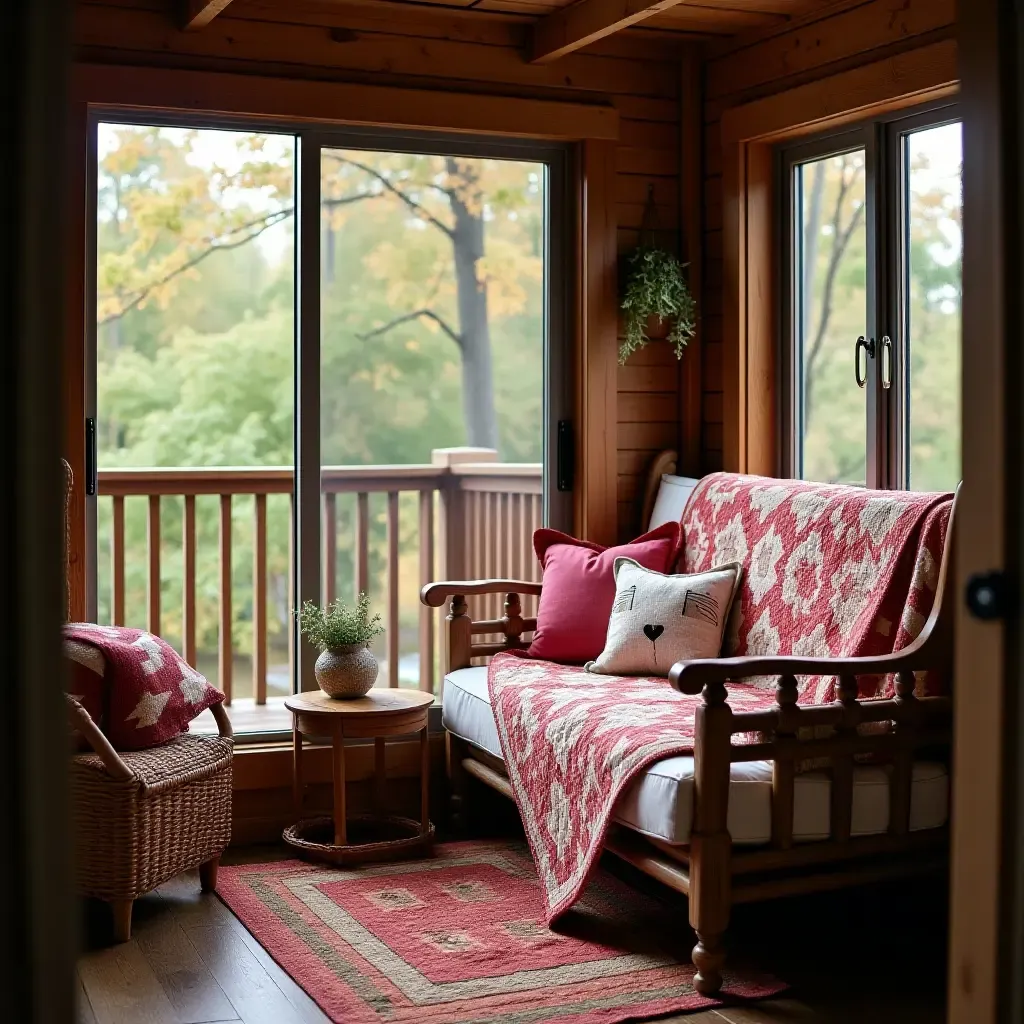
top-left (421, 452), bottom-right (957, 996)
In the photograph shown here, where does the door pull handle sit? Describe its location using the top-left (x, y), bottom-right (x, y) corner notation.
top-left (854, 336), bottom-right (875, 389)
top-left (880, 335), bottom-right (893, 390)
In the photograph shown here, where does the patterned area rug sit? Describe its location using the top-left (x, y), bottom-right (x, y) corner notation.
top-left (218, 841), bottom-right (785, 1023)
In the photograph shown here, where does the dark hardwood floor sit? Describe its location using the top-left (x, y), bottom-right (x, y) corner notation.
top-left (76, 839), bottom-right (948, 1024)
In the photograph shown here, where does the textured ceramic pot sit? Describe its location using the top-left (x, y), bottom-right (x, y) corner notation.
top-left (314, 643), bottom-right (378, 699)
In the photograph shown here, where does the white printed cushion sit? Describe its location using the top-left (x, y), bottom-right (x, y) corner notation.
top-left (585, 557), bottom-right (742, 677)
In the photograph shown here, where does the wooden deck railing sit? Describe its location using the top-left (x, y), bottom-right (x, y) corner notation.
top-left (97, 449), bottom-right (542, 703)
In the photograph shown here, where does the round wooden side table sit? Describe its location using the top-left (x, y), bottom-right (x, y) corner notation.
top-left (283, 688), bottom-right (435, 865)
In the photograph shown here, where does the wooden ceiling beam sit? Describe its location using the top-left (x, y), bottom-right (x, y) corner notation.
top-left (182, 0), bottom-right (236, 31)
top-left (531, 0), bottom-right (687, 64)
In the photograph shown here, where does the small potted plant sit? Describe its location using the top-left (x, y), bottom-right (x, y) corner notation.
top-left (296, 593), bottom-right (384, 699)
top-left (619, 246), bottom-right (697, 365)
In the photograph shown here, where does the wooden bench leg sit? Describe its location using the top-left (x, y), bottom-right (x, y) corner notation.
top-left (692, 929), bottom-right (727, 996)
top-left (689, 828), bottom-right (731, 995)
top-left (447, 732), bottom-right (470, 833)
top-left (110, 898), bottom-right (133, 943)
top-left (199, 856), bottom-right (220, 893)
top-left (689, 682), bottom-right (733, 996)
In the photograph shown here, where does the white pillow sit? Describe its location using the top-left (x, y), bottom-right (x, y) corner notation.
top-left (648, 474), bottom-right (700, 531)
top-left (585, 557), bottom-right (742, 677)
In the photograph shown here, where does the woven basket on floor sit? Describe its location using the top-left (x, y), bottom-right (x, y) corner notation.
top-left (69, 722), bottom-right (233, 902)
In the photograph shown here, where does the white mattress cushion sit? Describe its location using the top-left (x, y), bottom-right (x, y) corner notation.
top-left (648, 474), bottom-right (700, 532)
top-left (442, 667), bottom-right (949, 847)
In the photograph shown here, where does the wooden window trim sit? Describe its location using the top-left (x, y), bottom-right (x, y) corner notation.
top-left (719, 39), bottom-right (958, 474)
top-left (64, 64), bottom-right (620, 618)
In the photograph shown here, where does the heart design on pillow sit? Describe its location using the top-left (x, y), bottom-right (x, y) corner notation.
top-left (585, 558), bottom-right (743, 678)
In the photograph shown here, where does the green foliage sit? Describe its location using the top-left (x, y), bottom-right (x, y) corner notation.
top-left (619, 247), bottom-right (697, 363)
top-left (93, 126), bottom-right (548, 694)
top-left (296, 594), bottom-right (383, 651)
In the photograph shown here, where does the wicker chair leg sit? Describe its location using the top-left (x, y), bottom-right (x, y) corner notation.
top-left (110, 899), bottom-right (133, 943)
top-left (199, 856), bottom-right (220, 893)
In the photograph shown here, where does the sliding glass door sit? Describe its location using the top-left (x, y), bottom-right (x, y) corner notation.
top-left (780, 102), bottom-right (962, 490)
top-left (311, 138), bottom-right (566, 695)
top-left (88, 119), bottom-right (569, 734)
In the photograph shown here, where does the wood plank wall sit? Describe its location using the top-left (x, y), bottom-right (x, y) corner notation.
top-left (699, 0), bottom-right (957, 472)
top-left (71, 0), bottom-right (688, 547)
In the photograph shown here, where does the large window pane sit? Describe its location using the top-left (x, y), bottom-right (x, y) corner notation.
top-left (905, 122), bottom-right (962, 491)
top-left (318, 148), bottom-right (547, 692)
top-left (795, 150), bottom-right (868, 485)
top-left (95, 123), bottom-right (296, 732)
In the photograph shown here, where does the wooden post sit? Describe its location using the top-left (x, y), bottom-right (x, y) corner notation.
top-left (147, 494), bottom-right (161, 634)
top-left (253, 493), bottom-right (267, 705)
top-left (418, 490), bottom-right (435, 693)
top-left (111, 494), bottom-right (125, 626)
top-left (218, 494), bottom-right (233, 703)
top-left (447, 594), bottom-right (472, 673)
top-left (447, 731), bottom-right (471, 833)
top-left (890, 669), bottom-right (918, 835)
top-left (832, 673), bottom-right (859, 842)
top-left (688, 679), bottom-right (732, 997)
top-left (182, 494), bottom-right (196, 665)
top-left (771, 674), bottom-right (799, 850)
top-left (386, 491), bottom-right (400, 686)
top-left (323, 491), bottom-right (337, 604)
top-left (355, 492), bottom-right (369, 599)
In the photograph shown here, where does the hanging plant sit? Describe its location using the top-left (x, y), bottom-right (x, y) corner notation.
top-left (619, 246), bottom-right (696, 364)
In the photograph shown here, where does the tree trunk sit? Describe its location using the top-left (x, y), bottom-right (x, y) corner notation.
top-left (447, 158), bottom-right (498, 451)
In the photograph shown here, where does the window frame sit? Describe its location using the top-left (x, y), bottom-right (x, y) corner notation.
top-left (775, 98), bottom-right (961, 489)
top-left (83, 105), bottom-right (585, 742)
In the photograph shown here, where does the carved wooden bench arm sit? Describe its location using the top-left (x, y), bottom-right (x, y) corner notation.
top-left (673, 641), bottom-right (953, 850)
top-left (420, 579), bottom-right (543, 672)
top-left (420, 579), bottom-right (543, 607)
top-left (668, 645), bottom-right (935, 696)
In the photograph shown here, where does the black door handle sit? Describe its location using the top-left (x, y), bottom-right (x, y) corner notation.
top-left (85, 417), bottom-right (97, 496)
top-left (556, 420), bottom-right (574, 492)
top-left (854, 336), bottom-right (876, 389)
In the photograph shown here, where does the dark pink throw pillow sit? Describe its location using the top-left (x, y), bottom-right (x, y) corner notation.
top-left (527, 523), bottom-right (681, 664)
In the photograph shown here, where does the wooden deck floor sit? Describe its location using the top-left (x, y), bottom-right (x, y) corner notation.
top-left (76, 845), bottom-right (948, 1024)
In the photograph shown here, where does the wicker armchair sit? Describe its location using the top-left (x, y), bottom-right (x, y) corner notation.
top-left (62, 460), bottom-right (234, 942)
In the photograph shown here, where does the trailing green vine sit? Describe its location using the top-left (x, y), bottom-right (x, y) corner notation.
top-left (619, 247), bottom-right (696, 364)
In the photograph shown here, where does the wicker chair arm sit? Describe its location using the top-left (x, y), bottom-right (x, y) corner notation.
top-left (420, 579), bottom-right (543, 608)
top-left (211, 700), bottom-right (233, 740)
top-left (66, 694), bottom-right (133, 780)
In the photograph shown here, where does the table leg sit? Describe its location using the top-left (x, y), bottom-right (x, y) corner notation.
top-left (420, 725), bottom-right (430, 836)
top-left (292, 723), bottom-right (303, 819)
top-left (333, 726), bottom-right (347, 846)
top-left (374, 736), bottom-right (387, 812)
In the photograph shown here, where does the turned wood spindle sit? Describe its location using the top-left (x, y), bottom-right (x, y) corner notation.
top-left (689, 675), bottom-right (733, 997)
top-left (832, 673), bottom-right (859, 843)
top-left (503, 592), bottom-right (524, 646)
top-left (447, 594), bottom-right (472, 672)
top-left (889, 670), bottom-right (918, 836)
top-left (895, 669), bottom-right (917, 701)
top-left (772, 674), bottom-right (799, 850)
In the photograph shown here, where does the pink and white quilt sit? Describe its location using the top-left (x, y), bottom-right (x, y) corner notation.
top-left (488, 473), bottom-right (953, 922)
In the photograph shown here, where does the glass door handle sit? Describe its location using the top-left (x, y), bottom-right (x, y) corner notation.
top-left (880, 335), bottom-right (893, 390)
top-left (854, 336), bottom-right (875, 388)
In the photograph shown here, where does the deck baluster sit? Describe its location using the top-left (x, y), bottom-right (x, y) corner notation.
top-left (219, 494), bottom-right (232, 703)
